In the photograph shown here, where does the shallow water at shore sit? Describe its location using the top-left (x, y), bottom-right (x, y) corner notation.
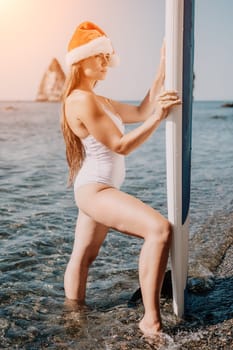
top-left (0, 101), bottom-right (233, 349)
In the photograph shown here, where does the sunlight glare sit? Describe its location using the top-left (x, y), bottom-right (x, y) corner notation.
top-left (0, 0), bottom-right (19, 16)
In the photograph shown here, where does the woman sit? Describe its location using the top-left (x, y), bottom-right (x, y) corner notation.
top-left (61, 21), bottom-right (181, 336)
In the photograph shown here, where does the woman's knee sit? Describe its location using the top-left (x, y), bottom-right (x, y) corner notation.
top-left (84, 244), bottom-right (101, 266)
top-left (71, 243), bottom-right (100, 268)
top-left (146, 218), bottom-right (172, 245)
top-left (86, 245), bottom-right (100, 265)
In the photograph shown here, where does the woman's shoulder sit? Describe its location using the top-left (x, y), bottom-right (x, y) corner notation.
top-left (66, 89), bottom-right (100, 104)
top-left (66, 89), bottom-right (92, 103)
top-left (65, 90), bottom-right (105, 119)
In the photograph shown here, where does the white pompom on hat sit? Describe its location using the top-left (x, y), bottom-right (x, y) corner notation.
top-left (66, 21), bottom-right (120, 67)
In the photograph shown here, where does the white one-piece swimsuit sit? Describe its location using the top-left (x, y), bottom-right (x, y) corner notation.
top-left (74, 103), bottom-right (125, 191)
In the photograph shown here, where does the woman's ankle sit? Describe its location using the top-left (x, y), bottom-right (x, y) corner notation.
top-left (139, 315), bottom-right (162, 336)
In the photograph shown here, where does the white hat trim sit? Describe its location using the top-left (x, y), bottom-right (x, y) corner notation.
top-left (66, 36), bottom-right (119, 67)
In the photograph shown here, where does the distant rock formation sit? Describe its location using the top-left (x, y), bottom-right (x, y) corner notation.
top-left (36, 58), bottom-right (66, 102)
top-left (3, 105), bottom-right (17, 111)
top-left (221, 102), bottom-right (233, 108)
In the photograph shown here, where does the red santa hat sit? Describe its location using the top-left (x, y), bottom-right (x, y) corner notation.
top-left (66, 21), bottom-right (120, 67)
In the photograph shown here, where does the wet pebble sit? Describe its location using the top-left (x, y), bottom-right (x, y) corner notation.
top-left (0, 318), bottom-right (10, 334)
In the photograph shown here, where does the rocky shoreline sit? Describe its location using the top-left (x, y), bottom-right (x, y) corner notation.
top-left (165, 243), bottom-right (233, 349)
top-left (165, 210), bottom-right (233, 350)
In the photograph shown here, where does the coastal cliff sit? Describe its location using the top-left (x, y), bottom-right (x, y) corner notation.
top-left (36, 58), bottom-right (65, 102)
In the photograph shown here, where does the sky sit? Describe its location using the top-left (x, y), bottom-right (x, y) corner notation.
top-left (0, 0), bottom-right (233, 101)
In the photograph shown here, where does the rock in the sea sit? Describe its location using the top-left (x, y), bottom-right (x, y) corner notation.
top-left (221, 102), bottom-right (233, 107)
top-left (36, 58), bottom-right (66, 102)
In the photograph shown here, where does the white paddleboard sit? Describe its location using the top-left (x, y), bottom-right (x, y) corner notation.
top-left (165, 0), bottom-right (195, 317)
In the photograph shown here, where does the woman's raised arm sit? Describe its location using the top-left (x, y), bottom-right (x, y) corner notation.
top-left (66, 90), bottom-right (180, 156)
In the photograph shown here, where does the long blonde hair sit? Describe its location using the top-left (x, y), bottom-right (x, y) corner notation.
top-left (61, 64), bottom-right (85, 186)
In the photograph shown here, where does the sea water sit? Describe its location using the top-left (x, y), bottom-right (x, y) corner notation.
top-left (0, 101), bottom-right (232, 349)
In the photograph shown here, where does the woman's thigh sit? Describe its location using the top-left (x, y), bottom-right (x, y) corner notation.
top-left (75, 184), bottom-right (168, 240)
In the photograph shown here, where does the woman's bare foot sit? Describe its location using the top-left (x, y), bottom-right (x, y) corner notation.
top-left (139, 317), bottom-right (162, 337)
